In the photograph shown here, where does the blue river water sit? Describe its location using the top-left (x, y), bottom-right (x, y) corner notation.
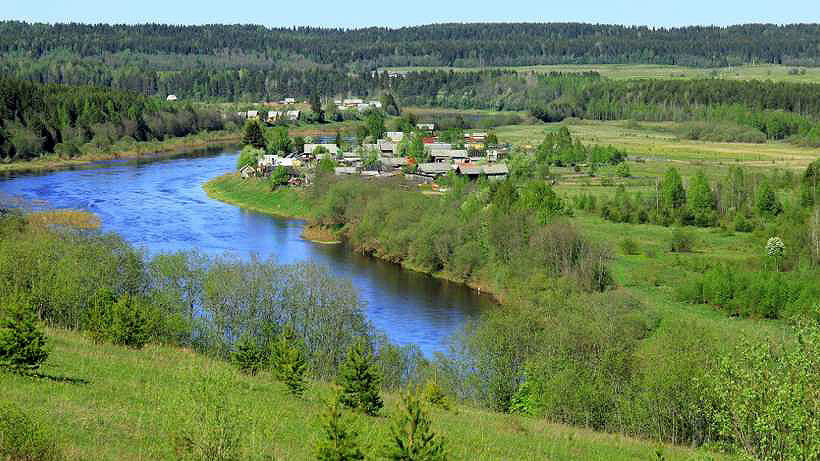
top-left (0, 148), bottom-right (491, 355)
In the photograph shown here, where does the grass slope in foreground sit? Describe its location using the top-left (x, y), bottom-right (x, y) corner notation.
top-left (2, 328), bottom-right (728, 461)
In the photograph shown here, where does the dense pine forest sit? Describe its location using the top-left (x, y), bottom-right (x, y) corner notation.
top-left (2, 22), bottom-right (819, 68)
top-left (0, 77), bottom-right (233, 160)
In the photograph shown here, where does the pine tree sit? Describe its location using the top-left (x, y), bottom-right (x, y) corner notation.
top-left (270, 327), bottom-right (308, 397)
top-left (688, 171), bottom-right (716, 227)
top-left (232, 333), bottom-right (268, 376)
top-left (241, 119), bottom-right (266, 150)
top-left (315, 392), bottom-right (365, 461)
top-left (336, 338), bottom-right (383, 416)
top-left (0, 300), bottom-right (49, 373)
top-left (382, 393), bottom-right (447, 461)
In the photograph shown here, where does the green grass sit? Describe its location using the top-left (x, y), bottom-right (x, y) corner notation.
top-left (382, 64), bottom-right (820, 84)
top-left (203, 173), bottom-right (312, 220)
top-left (0, 328), bottom-right (733, 460)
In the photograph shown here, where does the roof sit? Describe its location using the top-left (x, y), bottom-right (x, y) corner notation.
top-left (247, 110), bottom-right (259, 117)
top-left (483, 164), bottom-right (509, 175)
top-left (457, 165), bottom-right (484, 176)
top-left (166, 94), bottom-right (178, 101)
top-left (304, 144), bottom-right (340, 154)
top-left (381, 157), bottom-right (409, 167)
top-left (384, 132), bottom-right (404, 142)
top-left (431, 150), bottom-right (468, 159)
top-left (334, 167), bottom-right (358, 175)
top-left (417, 163), bottom-right (452, 175)
top-left (377, 140), bottom-right (395, 152)
top-left (427, 143), bottom-right (453, 151)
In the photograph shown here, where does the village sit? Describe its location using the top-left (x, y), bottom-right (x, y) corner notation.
top-left (236, 111), bottom-right (511, 186)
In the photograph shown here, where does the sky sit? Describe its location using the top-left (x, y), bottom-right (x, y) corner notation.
top-left (2, 0), bottom-right (818, 28)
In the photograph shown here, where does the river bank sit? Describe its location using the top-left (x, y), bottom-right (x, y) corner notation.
top-left (0, 130), bottom-right (241, 174)
top-left (203, 173), bottom-right (502, 301)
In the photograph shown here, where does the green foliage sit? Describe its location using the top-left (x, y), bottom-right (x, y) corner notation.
top-left (337, 338), bottom-right (383, 416)
top-left (365, 111), bottom-right (385, 140)
top-left (270, 327), bottom-right (308, 397)
top-left (106, 294), bottom-right (151, 349)
top-left (615, 162), bottom-right (631, 178)
top-left (668, 228), bottom-right (695, 253)
top-left (800, 159), bottom-right (820, 206)
top-left (175, 377), bottom-right (244, 461)
top-left (755, 180), bottom-right (783, 217)
top-left (270, 166), bottom-right (291, 188)
top-left (0, 300), bottom-right (49, 373)
top-left (315, 393), bottom-right (365, 461)
top-left (241, 119), bottom-right (266, 150)
top-left (702, 324), bottom-right (820, 460)
top-left (231, 334), bottom-right (268, 376)
top-left (687, 171), bottom-right (716, 227)
top-left (0, 401), bottom-right (63, 461)
top-left (236, 145), bottom-right (263, 170)
top-left (660, 168), bottom-right (686, 212)
top-left (620, 238), bottom-right (639, 255)
top-left (382, 392), bottom-right (447, 461)
top-left (420, 377), bottom-right (450, 411)
top-left (266, 126), bottom-right (291, 154)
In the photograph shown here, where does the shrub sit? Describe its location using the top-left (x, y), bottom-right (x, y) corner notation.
top-left (620, 238), bottom-right (639, 255)
top-left (420, 378), bottom-right (450, 411)
top-left (702, 324), bottom-right (820, 460)
top-left (382, 393), bottom-right (447, 461)
top-left (175, 378), bottom-right (244, 461)
top-left (315, 393), bottom-right (365, 461)
top-left (0, 401), bottom-right (63, 461)
top-left (668, 229), bottom-right (695, 253)
top-left (0, 300), bottom-right (49, 373)
top-left (337, 338), bottom-right (383, 416)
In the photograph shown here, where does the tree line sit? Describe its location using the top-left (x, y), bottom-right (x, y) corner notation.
top-left (1, 21), bottom-right (818, 68)
top-left (0, 76), bottom-right (235, 160)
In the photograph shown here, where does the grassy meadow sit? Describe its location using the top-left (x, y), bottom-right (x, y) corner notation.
top-left (1, 328), bottom-right (731, 461)
top-left (382, 64), bottom-right (820, 84)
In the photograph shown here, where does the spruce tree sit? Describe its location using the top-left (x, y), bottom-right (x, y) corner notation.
top-left (336, 338), bottom-right (383, 416)
top-left (270, 327), bottom-right (308, 397)
top-left (0, 301), bottom-right (49, 373)
top-left (232, 333), bottom-right (268, 376)
top-left (241, 119), bottom-right (266, 150)
top-left (382, 393), bottom-right (447, 461)
top-left (315, 393), bottom-right (365, 461)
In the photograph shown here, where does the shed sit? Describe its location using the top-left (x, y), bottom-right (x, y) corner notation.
top-left (431, 150), bottom-right (468, 163)
top-left (417, 163), bottom-right (452, 178)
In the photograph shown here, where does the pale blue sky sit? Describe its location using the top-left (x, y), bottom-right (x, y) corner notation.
top-left (2, 0), bottom-right (818, 27)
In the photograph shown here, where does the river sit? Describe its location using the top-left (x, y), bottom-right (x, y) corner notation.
top-left (0, 148), bottom-right (491, 355)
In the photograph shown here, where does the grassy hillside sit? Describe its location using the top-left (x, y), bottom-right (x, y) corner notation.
top-left (382, 64), bottom-right (820, 84)
top-left (1, 328), bottom-right (730, 461)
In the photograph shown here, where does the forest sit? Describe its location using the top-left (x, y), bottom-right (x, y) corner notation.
top-left (0, 76), bottom-right (236, 161)
top-left (1, 22), bottom-right (819, 68)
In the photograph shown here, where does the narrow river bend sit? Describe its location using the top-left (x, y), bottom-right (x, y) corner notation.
top-left (0, 149), bottom-right (491, 355)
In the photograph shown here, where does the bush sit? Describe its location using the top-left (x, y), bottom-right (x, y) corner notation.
top-left (175, 378), bottom-right (244, 461)
top-left (668, 229), bottom-right (695, 252)
top-left (0, 300), bottom-right (49, 373)
top-left (0, 401), bottom-right (63, 461)
top-left (702, 324), bottom-right (820, 460)
top-left (620, 238), bottom-right (639, 255)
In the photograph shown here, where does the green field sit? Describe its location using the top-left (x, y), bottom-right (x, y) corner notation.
top-left (382, 64), bottom-right (820, 84)
top-left (0, 328), bottom-right (732, 461)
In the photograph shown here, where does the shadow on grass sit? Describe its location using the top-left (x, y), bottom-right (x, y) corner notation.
top-left (29, 372), bottom-right (91, 385)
